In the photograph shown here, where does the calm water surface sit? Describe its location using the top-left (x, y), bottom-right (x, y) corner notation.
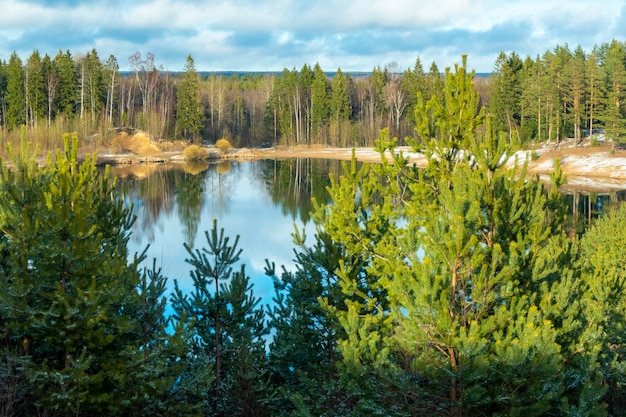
top-left (114, 159), bottom-right (626, 312)
top-left (116, 159), bottom-right (342, 311)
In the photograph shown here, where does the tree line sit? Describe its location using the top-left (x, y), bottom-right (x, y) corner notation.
top-left (3, 39), bottom-right (626, 151)
top-left (3, 53), bottom-right (626, 416)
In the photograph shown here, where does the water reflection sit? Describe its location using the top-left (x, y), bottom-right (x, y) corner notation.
top-left (261, 158), bottom-right (347, 223)
top-left (114, 159), bottom-right (337, 306)
top-left (112, 159), bottom-right (626, 310)
top-left (563, 190), bottom-right (626, 235)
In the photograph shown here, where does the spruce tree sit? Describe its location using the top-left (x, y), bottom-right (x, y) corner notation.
top-left (5, 52), bottom-right (25, 130)
top-left (490, 51), bottom-right (523, 140)
top-left (310, 63), bottom-right (330, 141)
top-left (25, 50), bottom-right (45, 128)
top-left (330, 68), bottom-right (351, 124)
top-left (54, 49), bottom-right (78, 119)
top-left (176, 54), bottom-right (204, 141)
top-left (330, 68), bottom-right (352, 146)
top-left (600, 40), bottom-right (626, 146)
top-left (401, 57), bottom-right (427, 137)
top-left (81, 48), bottom-right (105, 123)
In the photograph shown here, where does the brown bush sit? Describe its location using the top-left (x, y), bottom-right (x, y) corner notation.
top-left (183, 144), bottom-right (210, 161)
top-left (215, 138), bottom-right (232, 154)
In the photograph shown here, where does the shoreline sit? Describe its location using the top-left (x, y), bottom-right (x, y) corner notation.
top-left (99, 141), bottom-right (626, 193)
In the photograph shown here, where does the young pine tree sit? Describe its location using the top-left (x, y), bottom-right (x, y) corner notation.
top-left (265, 226), bottom-right (348, 416)
top-left (171, 219), bottom-right (269, 417)
top-left (311, 57), bottom-right (607, 416)
top-left (0, 132), bottom-right (190, 416)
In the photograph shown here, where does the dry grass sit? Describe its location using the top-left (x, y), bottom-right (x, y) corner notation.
top-left (112, 131), bottom-right (162, 155)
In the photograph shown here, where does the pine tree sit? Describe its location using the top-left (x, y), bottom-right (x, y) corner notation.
top-left (5, 52), bottom-right (25, 130)
top-left (171, 220), bottom-right (269, 416)
top-left (308, 56), bottom-right (608, 415)
top-left (586, 47), bottom-right (604, 141)
top-left (578, 204), bottom-right (626, 415)
top-left (176, 54), bottom-right (204, 141)
top-left (298, 63), bottom-right (314, 145)
top-left (0, 59), bottom-right (7, 129)
top-left (414, 54), bottom-right (485, 175)
top-left (25, 50), bottom-right (45, 128)
top-left (265, 226), bottom-right (348, 415)
top-left (103, 54), bottom-right (119, 126)
top-left (520, 55), bottom-right (545, 141)
top-left (600, 40), bottom-right (626, 146)
top-left (542, 48), bottom-right (566, 142)
top-left (81, 48), bottom-right (105, 123)
top-left (0, 131), bottom-right (191, 415)
top-left (54, 50), bottom-right (78, 119)
top-left (490, 51), bottom-right (523, 140)
top-left (310, 63), bottom-right (330, 141)
top-left (561, 45), bottom-right (587, 143)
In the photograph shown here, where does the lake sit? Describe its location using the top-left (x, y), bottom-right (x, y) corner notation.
top-left (116, 158), bottom-right (345, 312)
top-left (115, 158), bottom-right (626, 313)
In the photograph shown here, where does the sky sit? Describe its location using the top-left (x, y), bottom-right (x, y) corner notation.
top-left (1, 0), bottom-right (626, 74)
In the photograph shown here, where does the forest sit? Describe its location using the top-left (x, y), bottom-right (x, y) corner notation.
top-left (1, 40), bottom-right (626, 152)
top-left (2, 41), bottom-right (626, 416)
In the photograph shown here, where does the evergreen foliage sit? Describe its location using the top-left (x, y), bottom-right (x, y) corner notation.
top-left (311, 63), bottom-right (330, 141)
top-left (287, 56), bottom-right (620, 416)
top-left (26, 50), bottom-right (45, 128)
top-left (490, 51), bottom-right (523, 140)
top-left (5, 53), bottom-right (26, 130)
top-left (176, 54), bottom-right (204, 141)
top-left (3, 39), bottom-right (626, 148)
top-left (5, 40), bottom-right (626, 416)
top-left (0, 130), bottom-right (202, 416)
top-left (265, 227), bottom-right (347, 415)
top-left (54, 50), bottom-right (78, 119)
top-left (600, 40), bottom-right (626, 145)
top-left (171, 219), bottom-right (269, 416)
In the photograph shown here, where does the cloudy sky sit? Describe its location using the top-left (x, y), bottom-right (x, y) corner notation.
top-left (1, 0), bottom-right (626, 73)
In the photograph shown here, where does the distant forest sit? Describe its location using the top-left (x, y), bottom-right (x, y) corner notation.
top-left (1, 39), bottom-right (626, 150)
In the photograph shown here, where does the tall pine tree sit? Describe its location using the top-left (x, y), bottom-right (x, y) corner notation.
top-left (5, 52), bottom-right (25, 130)
top-left (176, 54), bottom-right (204, 141)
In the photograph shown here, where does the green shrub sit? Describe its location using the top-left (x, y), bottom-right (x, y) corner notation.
top-left (530, 149), bottom-right (540, 161)
top-left (215, 138), bottom-right (232, 154)
top-left (183, 144), bottom-right (209, 161)
top-left (590, 136), bottom-right (599, 147)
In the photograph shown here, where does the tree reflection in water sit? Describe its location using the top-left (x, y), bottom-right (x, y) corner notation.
top-left (109, 159), bottom-right (339, 306)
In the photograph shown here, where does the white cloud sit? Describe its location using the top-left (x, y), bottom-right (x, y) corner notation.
top-left (1, 0), bottom-right (625, 72)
